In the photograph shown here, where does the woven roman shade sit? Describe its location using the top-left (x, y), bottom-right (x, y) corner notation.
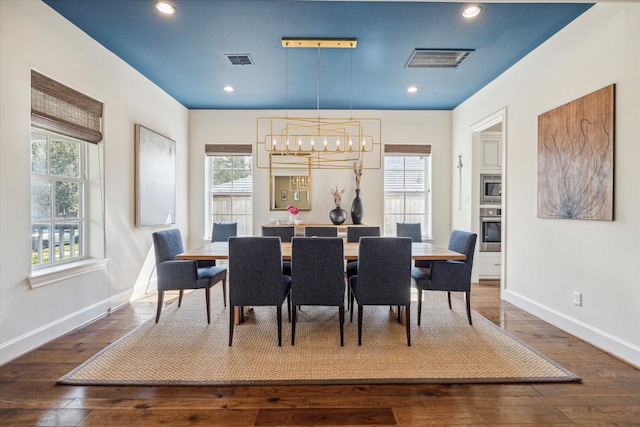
top-left (31, 70), bottom-right (103, 144)
top-left (384, 144), bottom-right (431, 155)
top-left (205, 144), bottom-right (252, 156)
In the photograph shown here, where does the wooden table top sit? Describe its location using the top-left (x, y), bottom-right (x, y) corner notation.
top-left (177, 240), bottom-right (465, 261)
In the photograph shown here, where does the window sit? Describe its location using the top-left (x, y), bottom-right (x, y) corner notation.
top-left (29, 71), bottom-right (104, 281)
top-left (383, 145), bottom-right (431, 238)
top-left (206, 146), bottom-right (253, 237)
top-left (31, 129), bottom-right (86, 266)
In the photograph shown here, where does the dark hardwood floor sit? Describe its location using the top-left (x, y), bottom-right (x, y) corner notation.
top-left (1, 283), bottom-right (639, 426)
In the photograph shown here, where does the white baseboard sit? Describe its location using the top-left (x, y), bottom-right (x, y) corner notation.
top-left (130, 277), bottom-right (157, 302)
top-left (0, 288), bottom-right (132, 366)
top-left (503, 289), bottom-right (640, 368)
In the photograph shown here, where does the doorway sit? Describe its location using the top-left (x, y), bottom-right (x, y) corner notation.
top-left (470, 109), bottom-right (506, 297)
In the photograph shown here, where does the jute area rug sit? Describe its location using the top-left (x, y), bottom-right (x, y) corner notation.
top-left (58, 291), bottom-right (579, 386)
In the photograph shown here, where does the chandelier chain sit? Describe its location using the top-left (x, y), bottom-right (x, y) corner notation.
top-left (316, 46), bottom-right (321, 116)
top-left (350, 48), bottom-right (353, 118)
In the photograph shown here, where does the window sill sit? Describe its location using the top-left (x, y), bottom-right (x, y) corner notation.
top-left (29, 258), bottom-right (109, 289)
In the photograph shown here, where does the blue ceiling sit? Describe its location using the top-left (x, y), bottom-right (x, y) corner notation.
top-left (42, 0), bottom-right (592, 110)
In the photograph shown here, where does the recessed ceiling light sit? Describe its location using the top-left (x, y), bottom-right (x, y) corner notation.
top-left (155, 1), bottom-right (175, 15)
top-left (407, 86), bottom-right (418, 93)
top-left (223, 86), bottom-right (235, 92)
top-left (462, 5), bottom-right (482, 19)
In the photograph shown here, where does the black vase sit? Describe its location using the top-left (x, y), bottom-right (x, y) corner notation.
top-left (351, 189), bottom-right (364, 224)
top-left (329, 206), bottom-right (347, 225)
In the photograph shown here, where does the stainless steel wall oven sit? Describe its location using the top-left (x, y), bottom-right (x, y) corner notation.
top-left (479, 207), bottom-right (501, 252)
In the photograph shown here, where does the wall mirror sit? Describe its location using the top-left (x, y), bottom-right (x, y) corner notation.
top-left (270, 155), bottom-right (311, 211)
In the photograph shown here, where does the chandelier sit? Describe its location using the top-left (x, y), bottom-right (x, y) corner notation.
top-left (257, 38), bottom-right (381, 170)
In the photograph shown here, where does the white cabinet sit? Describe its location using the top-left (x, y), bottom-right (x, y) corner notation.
top-left (473, 130), bottom-right (503, 281)
top-left (480, 132), bottom-right (502, 169)
top-left (476, 252), bottom-right (501, 279)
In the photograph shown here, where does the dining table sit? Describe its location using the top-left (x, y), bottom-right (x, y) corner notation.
top-left (176, 240), bottom-right (466, 262)
top-left (177, 239), bottom-right (465, 325)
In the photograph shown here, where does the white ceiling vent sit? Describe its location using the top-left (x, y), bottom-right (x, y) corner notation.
top-left (225, 54), bottom-right (254, 65)
top-left (406, 49), bottom-right (474, 68)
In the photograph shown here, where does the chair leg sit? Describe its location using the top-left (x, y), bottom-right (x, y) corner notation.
top-left (205, 286), bottom-right (211, 324)
top-left (277, 306), bottom-right (283, 347)
top-left (405, 305), bottom-right (411, 346)
top-left (155, 290), bottom-right (164, 323)
top-left (417, 289), bottom-right (423, 326)
top-left (339, 305), bottom-right (345, 346)
top-left (349, 293), bottom-right (355, 323)
top-left (291, 306), bottom-right (297, 345)
top-left (178, 290), bottom-right (184, 307)
top-left (228, 305), bottom-right (234, 346)
top-left (222, 278), bottom-right (227, 307)
top-left (447, 291), bottom-right (452, 309)
top-left (465, 291), bottom-right (472, 325)
top-left (287, 293), bottom-right (291, 323)
top-left (346, 285), bottom-right (350, 312)
top-left (357, 305), bottom-right (364, 345)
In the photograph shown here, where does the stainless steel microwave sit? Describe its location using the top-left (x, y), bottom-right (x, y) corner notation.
top-left (480, 174), bottom-right (501, 205)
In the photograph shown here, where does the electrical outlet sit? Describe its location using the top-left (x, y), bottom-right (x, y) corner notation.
top-left (573, 291), bottom-right (582, 306)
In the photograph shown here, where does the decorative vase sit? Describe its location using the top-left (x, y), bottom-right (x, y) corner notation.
top-left (288, 213), bottom-right (297, 224)
top-left (351, 189), bottom-right (364, 224)
top-left (329, 206), bottom-right (347, 225)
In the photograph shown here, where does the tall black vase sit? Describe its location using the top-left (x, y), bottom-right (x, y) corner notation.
top-left (329, 206), bottom-right (347, 225)
top-left (351, 189), bottom-right (364, 224)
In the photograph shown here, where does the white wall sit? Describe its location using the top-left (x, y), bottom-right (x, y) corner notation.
top-left (0, 0), bottom-right (189, 364)
top-left (188, 110), bottom-right (452, 248)
top-left (452, 3), bottom-right (640, 366)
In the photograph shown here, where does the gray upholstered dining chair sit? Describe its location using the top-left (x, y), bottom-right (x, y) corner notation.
top-left (152, 229), bottom-right (228, 323)
top-left (346, 225), bottom-right (380, 278)
top-left (396, 222), bottom-right (431, 269)
top-left (290, 237), bottom-right (345, 345)
top-left (228, 236), bottom-right (292, 346)
top-left (396, 222), bottom-right (422, 242)
top-left (261, 225), bottom-right (295, 241)
top-left (349, 237), bottom-right (412, 346)
top-left (346, 226), bottom-right (380, 243)
top-left (212, 221), bottom-right (237, 243)
top-left (411, 230), bottom-right (477, 325)
top-left (303, 226), bottom-right (338, 237)
top-left (197, 222), bottom-right (237, 305)
top-left (261, 225), bottom-right (295, 276)
top-left (345, 226), bottom-right (381, 310)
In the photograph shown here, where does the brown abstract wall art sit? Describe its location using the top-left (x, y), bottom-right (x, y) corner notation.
top-left (537, 85), bottom-right (614, 221)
